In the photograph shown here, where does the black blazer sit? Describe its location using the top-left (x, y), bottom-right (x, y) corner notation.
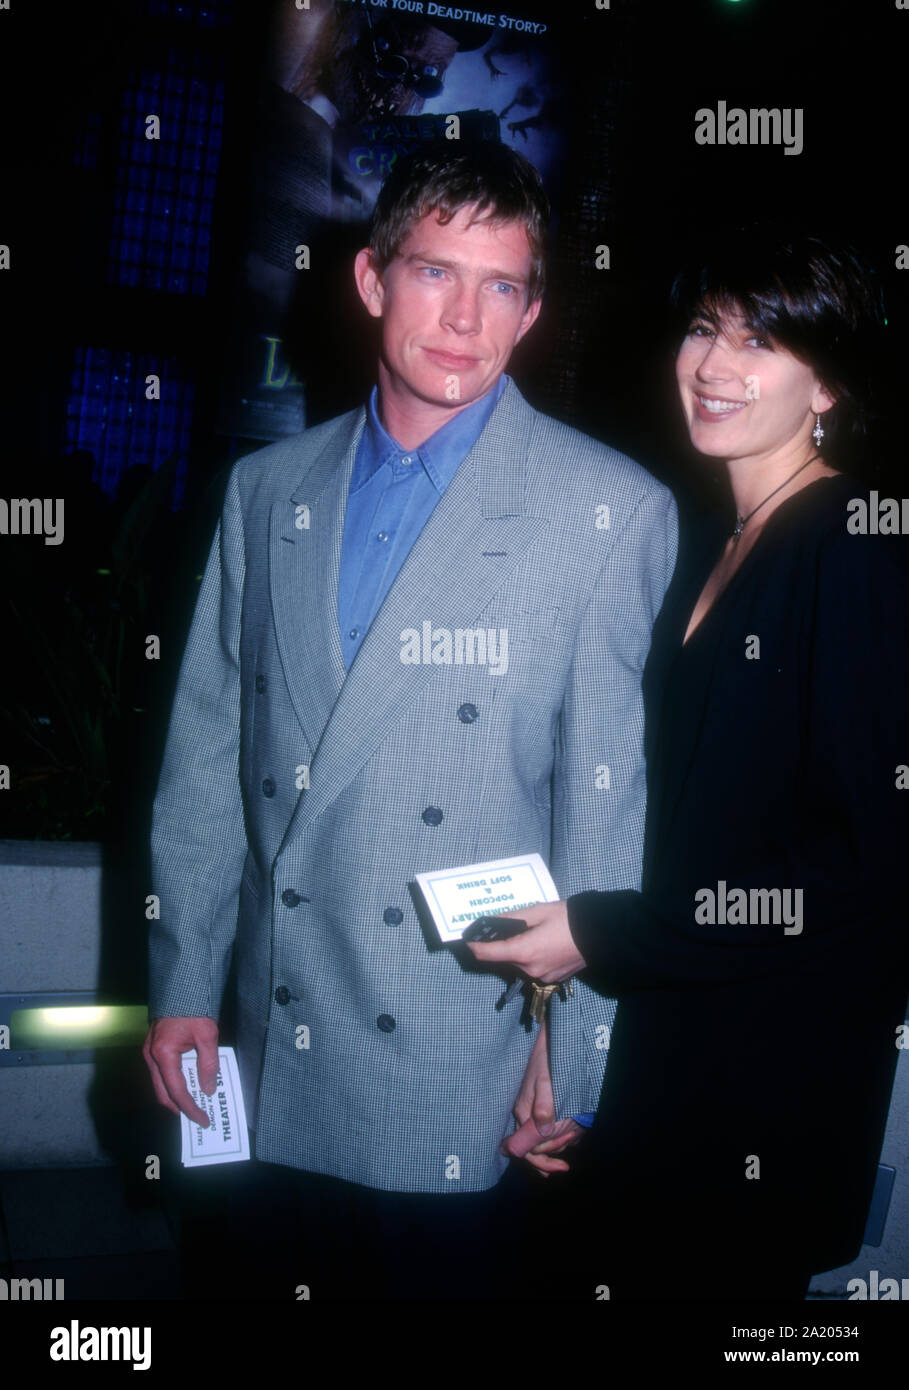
top-left (568, 474), bottom-right (909, 1276)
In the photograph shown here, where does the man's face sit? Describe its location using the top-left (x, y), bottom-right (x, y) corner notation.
top-left (354, 204), bottom-right (541, 415)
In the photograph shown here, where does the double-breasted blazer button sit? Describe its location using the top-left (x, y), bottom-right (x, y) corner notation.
top-left (383, 907), bottom-right (404, 925)
top-left (282, 889), bottom-right (305, 908)
top-left (262, 778), bottom-right (276, 797)
top-left (457, 703), bottom-right (478, 723)
top-left (255, 674), bottom-right (267, 693)
top-left (274, 986), bottom-right (291, 1006)
top-left (421, 806), bottom-right (443, 825)
top-left (377, 1014), bottom-right (396, 1032)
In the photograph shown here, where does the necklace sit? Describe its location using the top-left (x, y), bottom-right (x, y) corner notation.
top-left (731, 454), bottom-right (823, 545)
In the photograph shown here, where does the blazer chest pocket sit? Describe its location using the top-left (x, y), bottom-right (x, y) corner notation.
top-left (480, 606), bottom-right (561, 645)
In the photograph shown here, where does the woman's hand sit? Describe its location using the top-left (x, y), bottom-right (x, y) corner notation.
top-left (465, 900), bottom-right (586, 982)
top-left (505, 1020), bottom-right (586, 1176)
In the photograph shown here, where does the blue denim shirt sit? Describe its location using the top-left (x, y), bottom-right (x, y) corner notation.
top-left (337, 374), bottom-right (508, 668)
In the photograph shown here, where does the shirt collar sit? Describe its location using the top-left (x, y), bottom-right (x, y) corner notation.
top-left (352, 374), bottom-right (509, 496)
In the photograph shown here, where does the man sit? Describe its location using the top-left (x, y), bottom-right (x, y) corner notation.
top-left (143, 142), bottom-right (677, 1300)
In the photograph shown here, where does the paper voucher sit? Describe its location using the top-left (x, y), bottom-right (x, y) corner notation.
top-left (179, 1045), bottom-right (250, 1167)
top-left (415, 853), bottom-right (559, 944)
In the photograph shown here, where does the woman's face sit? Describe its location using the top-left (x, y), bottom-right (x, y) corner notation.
top-left (675, 304), bottom-right (834, 465)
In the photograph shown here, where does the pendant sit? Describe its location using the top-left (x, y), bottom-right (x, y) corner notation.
top-left (731, 516), bottom-right (744, 544)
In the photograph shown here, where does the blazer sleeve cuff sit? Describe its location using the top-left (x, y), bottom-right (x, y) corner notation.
top-left (567, 888), bottom-right (623, 986)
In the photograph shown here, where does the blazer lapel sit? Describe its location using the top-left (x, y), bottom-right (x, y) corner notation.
top-left (277, 379), bottom-right (549, 853)
top-left (269, 408), bottom-right (364, 755)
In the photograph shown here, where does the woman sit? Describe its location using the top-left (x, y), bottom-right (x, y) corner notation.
top-left (468, 227), bottom-right (909, 1300)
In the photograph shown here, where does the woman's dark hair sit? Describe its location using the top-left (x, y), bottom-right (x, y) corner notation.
top-left (669, 224), bottom-right (887, 458)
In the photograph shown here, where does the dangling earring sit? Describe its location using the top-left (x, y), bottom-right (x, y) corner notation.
top-left (812, 414), bottom-right (824, 447)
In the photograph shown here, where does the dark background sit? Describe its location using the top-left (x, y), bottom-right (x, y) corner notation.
top-left (0, 0), bottom-right (904, 855)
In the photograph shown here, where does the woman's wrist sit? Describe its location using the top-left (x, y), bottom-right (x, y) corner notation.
top-left (566, 889), bottom-right (610, 973)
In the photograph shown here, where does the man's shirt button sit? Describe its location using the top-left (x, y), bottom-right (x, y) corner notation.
top-left (274, 986), bottom-right (290, 1006)
top-left (383, 907), bottom-right (404, 925)
top-left (262, 778), bottom-right (276, 797)
top-left (377, 1014), bottom-right (396, 1032)
top-left (457, 703), bottom-right (478, 723)
top-left (421, 806), bottom-right (443, 826)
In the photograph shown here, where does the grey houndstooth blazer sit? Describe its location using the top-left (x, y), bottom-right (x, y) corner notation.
top-left (149, 376), bottom-right (678, 1193)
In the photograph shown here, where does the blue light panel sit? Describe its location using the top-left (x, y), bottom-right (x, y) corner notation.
top-left (140, 0), bottom-right (235, 26)
top-left (108, 55), bottom-right (225, 295)
top-left (64, 347), bottom-right (194, 507)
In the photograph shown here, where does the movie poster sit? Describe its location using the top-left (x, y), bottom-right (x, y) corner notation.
top-left (218, 0), bottom-right (565, 439)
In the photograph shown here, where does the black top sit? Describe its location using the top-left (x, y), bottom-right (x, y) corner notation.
top-left (568, 474), bottom-right (909, 1276)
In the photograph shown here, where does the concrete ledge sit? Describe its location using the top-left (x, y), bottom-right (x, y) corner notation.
top-left (0, 1065), bottom-right (113, 1168)
top-left (0, 839), bottom-right (104, 993)
top-left (0, 840), bottom-right (147, 1169)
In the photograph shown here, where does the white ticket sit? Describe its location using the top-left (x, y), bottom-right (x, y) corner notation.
top-left (415, 852), bottom-right (559, 943)
top-left (179, 1045), bottom-right (250, 1167)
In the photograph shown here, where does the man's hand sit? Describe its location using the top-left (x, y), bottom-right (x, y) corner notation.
top-left (504, 1019), bottom-right (585, 1177)
top-left (466, 900), bottom-right (585, 983)
top-left (143, 1016), bottom-right (220, 1127)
